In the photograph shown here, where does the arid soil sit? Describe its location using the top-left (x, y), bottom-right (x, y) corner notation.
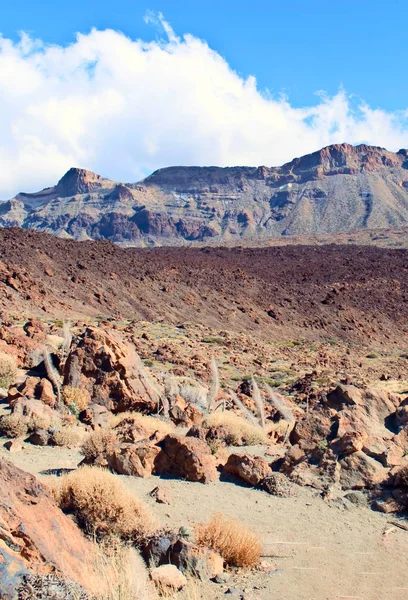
top-left (2, 228), bottom-right (408, 346)
top-left (1, 437), bottom-right (407, 600)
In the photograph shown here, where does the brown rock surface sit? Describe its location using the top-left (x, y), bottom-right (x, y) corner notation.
top-left (223, 454), bottom-right (272, 486)
top-left (0, 458), bottom-right (97, 598)
top-left (155, 434), bottom-right (218, 483)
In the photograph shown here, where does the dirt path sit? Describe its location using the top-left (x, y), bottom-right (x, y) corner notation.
top-left (1, 438), bottom-right (407, 600)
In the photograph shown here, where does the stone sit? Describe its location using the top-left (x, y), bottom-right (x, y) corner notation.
top-left (108, 442), bottom-right (160, 477)
top-left (330, 431), bottom-right (367, 456)
top-left (3, 438), bottom-right (23, 452)
top-left (0, 458), bottom-right (98, 598)
top-left (223, 454), bottom-right (272, 486)
top-left (167, 538), bottom-right (224, 580)
top-left (79, 403), bottom-right (112, 429)
top-left (344, 491), bottom-right (369, 507)
top-left (149, 485), bottom-right (172, 504)
top-left (339, 451), bottom-right (388, 489)
top-left (38, 378), bottom-right (56, 408)
top-left (155, 434), bottom-right (218, 483)
top-left (290, 413), bottom-right (332, 448)
top-left (150, 565), bottom-right (187, 590)
top-left (64, 327), bottom-right (160, 412)
top-left (27, 429), bottom-right (51, 446)
top-left (326, 384), bottom-right (363, 410)
top-left (262, 472), bottom-right (295, 497)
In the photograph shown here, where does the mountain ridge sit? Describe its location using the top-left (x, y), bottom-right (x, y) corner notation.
top-left (3, 143), bottom-right (408, 246)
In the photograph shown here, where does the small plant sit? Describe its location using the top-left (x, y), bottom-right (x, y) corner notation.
top-left (81, 429), bottom-right (119, 462)
top-left (195, 513), bottom-right (262, 567)
top-left (0, 352), bottom-right (17, 388)
top-left (366, 353), bottom-right (378, 359)
top-left (52, 426), bottom-right (84, 448)
top-left (55, 466), bottom-right (156, 542)
top-left (202, 336), bottom-right (224, 344)
top-left (0, 414), bottom-right (27, 438)
top-left (204, 411), bottom-right (268, 445)
top-left (62, 386), bottom-right (91, 412)
top-left (317, 438), bottom-right (329, 451)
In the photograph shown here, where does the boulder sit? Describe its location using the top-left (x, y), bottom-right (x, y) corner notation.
top-left (149, 486), bottom-right (172, 504)
top-left (262, 472), bottom-right (296, 497)
top-left (169, 402), bottom-right (203, 427)
top-left (150, 565), bottom-right (186, 590)
top-left (0, 458), bottom-right (98, 598)
top-left (154, 434), bottom-right (218, 483)
top-left (223, 454), bottom-right (272, 486)
top-left (80, 403), bottom-right (112, 429)
top-left (64, 327), bottom-right (160, 412)
top-left (38, 378), bottom-right (56, 408)
top-left (330, 431), bottom-right (367, 456)
top-left (167, 538), bottom-right (223, 580)
top-left (326, 384), bottom-right (363, 410)
top-left (3, 438), bottom-right (23, 453)
top-left (108, 442), bottom-right (160, 477)
top-left (339, 451), bottom-right (388, 489)
top-left (290, 413), bottom-right (332, 448)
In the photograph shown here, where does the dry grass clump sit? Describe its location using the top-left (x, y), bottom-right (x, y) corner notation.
top-left (0, 413), bottom-right (27, 438)
top-left (204, 411), bottom-right (268, 445)
top-left (55, 466), bottom-right (157, 542)
top-left (0, 352), bottom-right (17, 388)
top-left (52, 425), bottom-right (85, 448)
top-left (109, 412), bottom-right (174, 437)
top-left (81, 429), bottom-right (119, 462)
top-left (195, 513), bottom-right (262, 567)
top-left (62, 386), bottom-right (91, 412)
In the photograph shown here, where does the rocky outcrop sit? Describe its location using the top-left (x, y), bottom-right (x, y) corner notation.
top-left (154, 435), bottom-right (218, 483)
top-left (223, 454), bottom-right (272, 486)
top-left (5, 144), bottom-right (408, 246)
top-left (0, 458), bottom-right (97, 598)
top-left (64, 327), bottom-right (160, 412)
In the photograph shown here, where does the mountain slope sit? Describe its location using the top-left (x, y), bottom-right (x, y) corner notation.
top-left (3, 144), bottom-right (408, 246)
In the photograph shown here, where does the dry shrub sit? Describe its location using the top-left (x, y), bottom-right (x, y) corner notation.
top-left (0, 352), bottom-right (17, 388)
top-left (26, 413), bottom-right (55, 432)
top-left (62, 386), bottom-right (91, 412)
top-left (0, 413), bottom-right (27, 438)
top-left (195, 513), bottom-right (262, 567)
top-left (91, 539), bottom-right (152, 600)
top-left (56, 466), bottom-right (157, 542)
top-left (204, 411), bottom-right (268, 445)
top-left (81, 429), bottom-right (118, 461)
top-left (109, 412), bottom-right (174, 437)
top-left (52, 426), bottom-right (85, 448)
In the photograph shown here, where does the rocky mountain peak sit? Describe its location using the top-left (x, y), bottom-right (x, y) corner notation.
top-left (56, 167), bottom-right (110, 197)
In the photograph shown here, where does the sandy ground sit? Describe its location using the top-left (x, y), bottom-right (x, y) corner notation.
top-left (1, 437), bottom-right (408, 600)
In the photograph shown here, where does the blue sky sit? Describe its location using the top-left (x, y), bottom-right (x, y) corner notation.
top-left (1, 1), bottom-right (408, 197)
top-left (1, 0), bottom-right (407, 110)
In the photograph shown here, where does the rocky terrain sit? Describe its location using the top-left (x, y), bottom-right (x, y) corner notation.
top-left (4, 144), bottom-right (408, 246)
top-left (0, 228), bottom-right (408, 599)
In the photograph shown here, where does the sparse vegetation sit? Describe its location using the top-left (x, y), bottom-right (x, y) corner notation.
top-left (52, 425), bottom-right (84, 448)
top-left (55, 466), bottom-right (157, 542)
top-left (204, 411), bottom-right (268, 445)
top-left (62, 385), bottom-right (91, 412)
top-left (108, 412), bottom-right (174, 436)
top-left (0, 352), bottom-right (17, 388)
top-left (195, 513), bottom-right (262, 567)
top-left (0, 413), bottom-right (28, 438)
top-left (81, 429), bottom-right (119, 462)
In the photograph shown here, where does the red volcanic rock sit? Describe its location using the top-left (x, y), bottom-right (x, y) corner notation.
top-left (0, 458), bottom-right (97, 598)
top-left (155, 434), bottom-right (218, 483)
top-left (223, 454), bottom-right (272, 486)
top-left (64, 326), bottom-right (160, 412)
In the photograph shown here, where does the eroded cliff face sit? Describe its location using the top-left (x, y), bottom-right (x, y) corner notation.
top-left (3, 143), bottom-right (408, 246)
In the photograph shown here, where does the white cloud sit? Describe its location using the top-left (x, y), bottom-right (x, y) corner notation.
top-left (1, 16), bottom-right (408, 198)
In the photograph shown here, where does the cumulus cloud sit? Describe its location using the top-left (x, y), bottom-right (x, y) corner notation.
top-left (1, 14), bottom-right (408, 198)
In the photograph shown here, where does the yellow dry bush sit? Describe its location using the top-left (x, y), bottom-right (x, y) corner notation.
top-left (204, 411), bottom-right (268, 446)
top-left (62, 386), bottom-right (92, 412)
top-left (26, 413), bottom-right (55, 432)
top-left (195, 513), bottom-right (262, 568)
top-left (52, 426), bottom-right (85, 448)
top-left (109, 411), bottom-right (174, 437)
top-left (0, 352), bottom-right (17, 388)
top-left (0, 413), bottom-right (27, 438)
top-left (56, 466), bottom-right (157, 542)
top-left (81, 429), bottom-right (118, 462)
